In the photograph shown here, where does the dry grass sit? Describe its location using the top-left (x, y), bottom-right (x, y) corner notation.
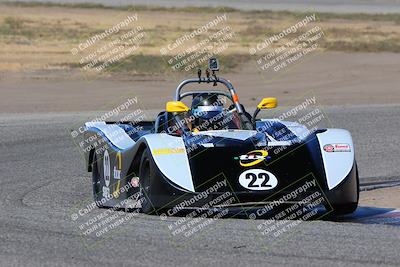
top-left (0, 3), bottom-right (399, 74)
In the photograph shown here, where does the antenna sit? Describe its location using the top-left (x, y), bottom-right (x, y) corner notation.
top-left (197, 68), bottom-right (202, 83)
top-left (205, 68), bottom-right (210, 82)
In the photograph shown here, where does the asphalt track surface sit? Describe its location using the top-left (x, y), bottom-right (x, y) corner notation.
top-left (0, 105), bottom-right (399, 266)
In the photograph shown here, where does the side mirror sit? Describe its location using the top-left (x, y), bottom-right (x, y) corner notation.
top-left (166, 101), bottom-right (189, 113)
top-left (252, 97), bottom-right (278, 127)
top-left (257, 98), bottom-right (277, 109)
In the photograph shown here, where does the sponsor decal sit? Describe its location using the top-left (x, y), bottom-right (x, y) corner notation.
top-left (201, 143), bottom-right (214, 148)
top-left (113, 152), bottom-right (122, 198)
top-left (113, 152), bottom-right (122, 180)
top-left (103, 150), bottom-right (111, 186)
top-left (234, 150), bottom-right (271, 167)
top-left (103, 150), bottom-right (111, 198)
top-left (153, 148), bottom-right (185, 155)
top-left (323, 144), bottom-right (334, 152)
top-left (238, 169), bottom-right (278, 190)
top-left (131, 177), bottom-right (140, 188)
top-left (323, 143), bottom-right (351, 152)
top-left (102, 186), bottom-right (110, 198)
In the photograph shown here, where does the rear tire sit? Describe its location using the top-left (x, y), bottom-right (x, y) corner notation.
top-left (92, 153), bottom-right (106, 208)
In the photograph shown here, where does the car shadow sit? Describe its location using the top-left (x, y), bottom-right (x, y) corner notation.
top-left (328, 206), bottom-right (400, 226)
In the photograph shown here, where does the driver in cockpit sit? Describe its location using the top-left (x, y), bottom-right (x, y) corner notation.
top-left (189, 93), bottom-right (240, 132)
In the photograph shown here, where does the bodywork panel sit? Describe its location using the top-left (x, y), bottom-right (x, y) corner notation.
top-left (83, 119), bottom-right (356, 208)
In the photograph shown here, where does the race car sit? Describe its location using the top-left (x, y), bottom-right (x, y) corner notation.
top-left (83, 58), bottom-right (359, 217)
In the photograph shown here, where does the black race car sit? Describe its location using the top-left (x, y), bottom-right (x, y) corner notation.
top-left (83, 58), bottom-right (359, 217)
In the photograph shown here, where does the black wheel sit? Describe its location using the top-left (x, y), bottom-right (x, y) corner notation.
top-left (330, 163), bottom-right (360, 215)
top-left (91, 149), bottom-right (117, 209)
top-left (331, 203), bottom-right (358, 215)
top-left (139, 148), bottom-right (157, 214)
top-left (92, 153), bottom-right (106, 208)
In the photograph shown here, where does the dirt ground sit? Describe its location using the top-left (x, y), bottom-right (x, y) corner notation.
top-left (360, 187), bottom-right (400, 209)
top-left (1, 51), bottom-right (400, 113)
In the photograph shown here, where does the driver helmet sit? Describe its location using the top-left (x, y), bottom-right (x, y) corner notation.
top-left (191, 93), bottom-right (224, 130)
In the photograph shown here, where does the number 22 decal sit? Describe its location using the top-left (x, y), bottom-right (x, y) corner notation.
top-left (246, 173), bottom-right (271, 188)
top-left (239, 169), bottom-right (278, 190)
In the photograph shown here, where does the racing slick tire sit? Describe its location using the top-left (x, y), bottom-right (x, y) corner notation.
top-left (139, 148), bottom-right (158, 214)
top-left (331, 203), bottom-right (358, 215)
top-left (327, 163), bottom-right (360, 215)
top-left (92, 151), bottom-right (121, 209)
top-left (91, 153), bottom-right (107, 208)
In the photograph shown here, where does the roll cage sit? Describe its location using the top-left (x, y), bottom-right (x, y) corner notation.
top-left (174, 77), bottom-right (244, 114)
top-left (153, 76), bottom-right (253, 134)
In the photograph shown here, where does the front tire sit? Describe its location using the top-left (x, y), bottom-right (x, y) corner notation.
top-left (330, 203), bottom-right (358, 215)
top-left (329, 163), bottom-right (360, 215)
